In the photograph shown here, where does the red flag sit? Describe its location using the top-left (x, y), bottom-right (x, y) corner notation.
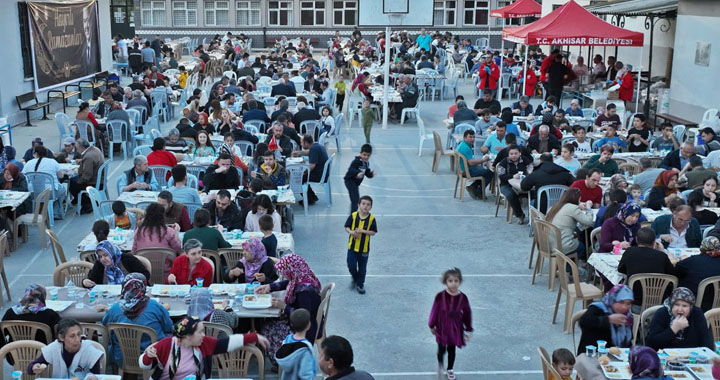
top-left (268, 135), bottom-right (279, 151)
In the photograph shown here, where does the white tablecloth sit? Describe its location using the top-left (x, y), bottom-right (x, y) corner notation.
top-left (588, 248), bottom-right (701, 285)
top-left (0, 191), bottom-right (30, 211)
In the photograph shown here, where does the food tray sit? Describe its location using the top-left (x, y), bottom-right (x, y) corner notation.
top-left (241, 294), bottom-right (272, 309)
top-left (213, 299), bottom-right (234, 310)
top-left (150, 285), bottom-right (191, 296)
top-left (209, 284), bottom-right (246, 295)
top-left (86, 375), bottom-right (121, 380)
top-left (664, 370), bottom-right (692, 379)
top-left (91, 285), bottom-right (121, 297)
top-left (686, 364), bottom-right (714, 379)
top-left (601, 362), bottom-right (632, 379)
top-left (610, 348), bottom-right (630, 362)
top-left (46, 300), bottom-right (74, 312)
top-left (662, 348), bottom-right (719, 360)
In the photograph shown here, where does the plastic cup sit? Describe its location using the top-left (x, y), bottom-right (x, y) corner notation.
top-left (596, 340), bottom-right (607, 352)
top-left (12, 370), bottom-right (22, 380)
top-left (585, 345), bottom-right (597, 358)
top-left (196, 278), bottom-right (204, 288)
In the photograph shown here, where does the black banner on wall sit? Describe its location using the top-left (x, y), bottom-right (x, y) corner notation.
top-left (27, 0), bottom-right (101, 91)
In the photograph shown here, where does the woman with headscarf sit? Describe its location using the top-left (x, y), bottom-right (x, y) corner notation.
top-left (646, 287), bottom-right (714, 350)
top-left (256, 254), bottom-right (322, 369)
top-left (599, 202), bottom-right (642, 252)
top-left (138, 315), bottom-right (268, 380)
top-left (102, 273), bottom-right (173, 367)
top-left (1, 284), bottom-right (59, 350)
top-left (0, 163), bottom-right (31, 215)
top-left (647, 170), bottom-right (681, 211)
top-left (4, 146), bottom-right (23, 171)
top-left (603, 174), bottom-right (629, 205)
top-left (186, 288), bottom-right (239, 330)
top-left (224, 238), bottom-right (278, 284)
top-left (675, 236), bottom-right (720, 311)
top-left (577, 284), bottom-right (634, 354)
top-left (628, 346), bottom-right (674, 380)
top-left (82, 240), bottom-right (150, 288)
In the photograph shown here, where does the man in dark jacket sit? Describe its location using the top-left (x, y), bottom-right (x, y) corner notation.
top-left (520, 153), bottom-right (574, 213)
top-left (277, 115), bottom-right (302, 146)
top-left (242, 100), bottom-right (270, 123)
top-left (292, 98), bottom-right (321, 132)
top-left (344, 144), bottom-right (374, 213)
top-left (303, 72), bottom-right (322, 93)
top-left (201, 189), bottom-right (243, 231)
top-left (264, 122), bottom-right (294, 157)
top-left (527, 125), bottom-right (561, 154)
top-left (202, 153), bottom-right (240, 191)
top-left (618, 227), bottom-right (675, 307)
top-left (318, 336), bottom-right (375, 380)
top-left (271, 74), bottom-right (297, 97)
top-left (651, 205), bottom-right (702, 248)
top-left (659, 142), bottom-right (699, 171)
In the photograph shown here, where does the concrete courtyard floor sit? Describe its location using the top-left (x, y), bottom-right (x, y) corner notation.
top-left (1, 79), bottom-right (579, 379)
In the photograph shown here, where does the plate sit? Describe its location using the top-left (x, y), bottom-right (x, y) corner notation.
top-left (209, 284), bottom-right (229, 295)
top-left (213, 299), bottom-right (233, 310)
top-left (600, 362), bottom-right (632, 379)
top-left (46, 300), bottom-right (74, 312)
top-left (686, 364), bottom-right (714, 379)
top-left (91, 285), bottom-right (121, 297)
top-left (242, 294), bottom-right (272, 309)
top-left (665, 370), bottom-right (692, 379)
top-left (610, 348), bottom-right (630, 362)
top-left (150, 285), bottom-right (191, 296)
top-left (86, 375), bottom-right (121, 380)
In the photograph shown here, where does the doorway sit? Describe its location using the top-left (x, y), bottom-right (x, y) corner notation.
top-left (110, 0), bottom-right (135, 39)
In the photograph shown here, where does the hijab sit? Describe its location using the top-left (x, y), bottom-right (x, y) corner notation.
top-left (609, 174), bottom-right (628, 191)
top-left (616, 202), bottom-right (642, 243)
top-left (170, 316), bottom-right (203, 380)
top-left (3, 163), bottom-right (19, 190)
top-left (590, 284), bottom-right (634, 347)
top-left (662, 287), bottom-right (695, 341)
top-left (119, 272), bottom-right (149, 319)
top-left (186, 288), bottom-right (214, 320)
top-left (701, 236), bottom-right (720, 257)
top-left (96, 240), bottom-right (125, 285)
top-left (11, 283), bottom-right (47, 315)
top-left (240, 238), bottom-right (268, 283)
top-left (654, 170), bottom-right (678, 196)
top-left (275, 253), bottom-right (321, 304)
top-left (629, 346), bottom-right (663, 379)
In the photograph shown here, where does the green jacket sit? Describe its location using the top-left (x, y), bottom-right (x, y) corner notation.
top-left (583, 154), bottom-right (619, 177)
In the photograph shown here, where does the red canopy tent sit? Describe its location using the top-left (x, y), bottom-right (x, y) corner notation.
top-left (490, 0), bottom-right (542, 94)
top-left (502, 0), bottom-right (644, 108)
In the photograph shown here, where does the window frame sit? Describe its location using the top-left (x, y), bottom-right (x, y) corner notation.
top-left (463, 0), bottom-right (489, 26)
top-left (433, 0), bottom-right (456, 26)
top-left (172, 0), bottom-right (197, 27)
top-left (268, 0), bottom-right (294, 26)
top-left (140, 0), bottom-right (167, 27)
top-left (204, 0), bottom-right (230, 26)
top-left (300, 0), bottom-right (326, 26)
top-left (495, 1), bottom-right (521, 26)
top-left (236, 0), bottom-right (261, 26)
top-left (333, 0), bottom-right (357, 26)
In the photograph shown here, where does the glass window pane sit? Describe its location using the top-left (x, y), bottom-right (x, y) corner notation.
top-left (464, 1), bottom-right (473, 7)
top-left (334, 10), bottom-right (341, 24)
top-left (447, 10), bottom-right (454, 24)
top-left (318, 10), bottom-right (324, 23)
top-left (334, 1), bottom-right (342, 7)
top-left (280, 11), bottom-right (288, 24)
top-left (270, 11), bottom-right (278, 24)
top-left (270, 2), bottom-right (278, 8)
top-left (301, 10), bottom-right (312, 24)
top-left (464, 10), bottom-right (472, 24)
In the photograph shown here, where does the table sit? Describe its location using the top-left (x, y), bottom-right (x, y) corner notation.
top-left (0, 190), bottom-right (30, 211)
top-left (369, 86), bottom-right (402, 103)
top-left (655, 113), bottom-right (699, 129)
top-left (257, 189), bottom-right (296, 206)
top-left (50, 285), bottom-right (282, 322)
top-left (59, 163), bottom-right (79, 175)
top-left (575, 348), bottom-right (718, 380)
top-left (77, 230), bottom-right (295, 253)
top-left (591, 207), bottom-right (669, 223)
top-left (178, 155), bottom-right (255, 168)
top-left (587, 248), bottom-right (700, 285)
top-left (116, 190), bottom-right (159, 205)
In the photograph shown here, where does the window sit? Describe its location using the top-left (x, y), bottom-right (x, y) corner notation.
top-left (141, 0), bottom-right (166, 26)
top-left (494, 1), bottom-right (520, 26)
top-left (433, 1), bottom-right (455, 26)
top-left (268, 1), bottom-right (293, 26)
top-left (463, 0), bottom-right (488, 25)
top-left (301, 1), bottom-right (325, 26)
top-left (173, 1), bottom-right (197, 26)
top-left (333, 1), bottom-right (356, 26)
top-left (236, 0), bottom-right (260, 26)
top-left (204, 1), bottom-right (229, 26)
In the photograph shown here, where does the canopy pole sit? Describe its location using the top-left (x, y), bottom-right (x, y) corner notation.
top-left (382, 25), bottom-right (391, 130)
top-left (635, 45), bottom-right (643, 114)
top-left (498, 18), bottom-right (505, 96)
top-left (522, 45), bottom-right (528, 97)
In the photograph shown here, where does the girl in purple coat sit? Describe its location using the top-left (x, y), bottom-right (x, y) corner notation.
top-left (429, 268), bottom-right (473, 380)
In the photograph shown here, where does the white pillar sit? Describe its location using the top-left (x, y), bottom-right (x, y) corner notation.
top-left (382, 26), bottom-right (391, 129)
top-left (498, 18), bottom-right (505, 94)
top-left (522, 45), bottom-right (529, 97)
top-left (635, 45), bottom-right (643, 114)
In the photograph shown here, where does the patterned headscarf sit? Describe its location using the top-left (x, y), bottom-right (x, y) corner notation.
top-left (240, 238), bottom-right (268, 283)
top-left (629, 346), bottom-right (663, 379)
top-left (186, 288), bottom-right (214, 320)
top-left (654, 170), bottom-right (678, 196)
top-left (590, 284), bottom-right (634, 347)
top-left (701, 236), bottom-right (720, 257)
top-left (616, 202), bottom-right (642, 243)
top-left (275, 253), bottom-right (321, 304)
top-left (119, 273), bottom-right (149, 319)
top-left (663, 287), bottom-right (695, 340)
top-left (96, 240), bottom-right (125, 285)
top-left (11, 283), bottom-right (47, 315)
top-left (218, 143), bottom-right (235, 159)
top-left (609, 174), bottom-right (628, 191)
top-left (170, 316), bottom-right (203, 380)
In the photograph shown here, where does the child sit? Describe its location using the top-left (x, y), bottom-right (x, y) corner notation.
top-left (595, 125), bottom-right (627, 150)
top-left (106, 201), bottom-right (135, 230)
top-left (275, 308), bottom-right (316, 380)
top-left (177, 65), bottom-right (188, 89)
top-left (571, 125), bottom-right (592, 153)
top-left (652, 122), bottom-right (680, 152)
top-left (628, 183), bottom-right (646, 206)
top-left (429, 267), bottom-right (473, 380)
top-left (344, 195), bottom-right (378, 294)
top-left (550, 348), bottom-right (575, 380)
top-left (259, 214), bottom-right (278, 257)
top-left (343, 144), bottom-right (374, 213)
top-left (360, 98), bottom-right (374, 144)
top-left (168, 52), bottom-right (178, 69)
top-left (334, 74), bottom-right (346, 110)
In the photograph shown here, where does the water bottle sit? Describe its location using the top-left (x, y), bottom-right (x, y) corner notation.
top-left (12, 370), bottom-right (22, 380)
top-left (89, 290), bottom-right (97, 304)
top-left (624, 171), bottom-right (630, 179)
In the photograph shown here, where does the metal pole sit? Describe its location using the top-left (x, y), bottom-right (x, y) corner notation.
top-left (644, 17), bottom-right (654, 117)
top-left (498, 18), bottom-right (505, 93)
top-left (635, 45), bottom-right (643, 113)
top-left (522, 45), bottom-right (528, 97)
top-left (382, 25), bottom-right (391, 129)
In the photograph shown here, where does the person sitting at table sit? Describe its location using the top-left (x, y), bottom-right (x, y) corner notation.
top-left (271, 99), bottom-right (291, 122)
top-left (182, 208), bottom-right (231, 251)
top-left (554, 143), bottom-right (582, 177)
top-left (688, 189), bottom-right (719, 225)
top-left (582, 144), bottom-right (620, 177)
top-left (277, 114), bottom-right (302, 146)
top-left (224, 238), bottom-right (278, 284)
top-left (272, 73), bottom-right (297, 97)
top-left (529, 113), bottom-right (563, 139)
top-left (168, 165), bottom-right (202, 205)
top-left (102, 273), bottom-right (173, 367)
top-left (83, 239), bottom-right (150, 288)
top-left (682, 156), bottom-right (716, 190)
top-left (480, 122), bottom-right (508, 154)
top-left (242, 100), bottom-right (270, 124)
top-left (527, 125), bottom-right (560, 155)
top-left (27, 319), bottom-right (104, 379)
top-left (0, 163), bottom-right (31, 216)
top-left (511, 96), bottom-right (534, 117)
top-left (519, 153), bottom-right (574, 205)
top-left (577, 284), bottom-right (634, 354)
top-left (626, 346), bottom-right (675, 380)
top-left (193, 112), bottom-right (215, 135)
top-left (193, 130), bottom-right (216, 157)
top-left (626, 114), bottom-right (650, 152)
top-left (452, 100), bottom-right (478, 128)
top-left (251, 150), bottom-right (287, 190)
top-left (594, 125), bottom-right (627, 151)
top-left (164, 128), bottom-right (189, 156)
top-left (106, 200), bottom-right (136, 229)
top-left (132, 203), bottom-right (182, 276)
top-left (120, 155), bottom-right (159, 192)
top-left (167, 238), bottom-right (213, 287)
top-left (595, 189), bottom-right (645, 228)
top-left (645, 287), bottom-right (714, 351)
top-left (22, 145), bottom-right (66, 201)
top-left (676, 236), bottom-right (720, 312)
top-left (456, 130), bottom-right (492, 199)
top-left (545, 188), bottom-right (594, 258)
top-left (594, 103), bottom-right (622, 131)
top-left (569, 125), bottom-right (592, 153)
top-left (22, 137), bottom-right (51, 163)
top-left (217, 109), bottom-right (237, 135)
top-left (148, 137), bottom-right (179, 171)
top-left (492, 133), bottom-right (532, 166)
top-left (534, 96), bottom-right (558, 116)
top-left (202, 189), bottom-right (244, 231)
top-left (157, 190), bottom-right (192, 232)
top-left (66, 137), bottom-right (104, 214)
top-left (256, 253), bottom-right (321, 370)
top-left (2, 284), bottom-right (59, 350)
top-left (651, 204), bottom-right (702, 249)
top-left (600, 202), bottom-right (642, 252)
top-left (659, 141), bottom-right (698, 172)
top-left (245, 194), bottom-right (282, 233)
top-left (699, 127), bottom-right (720, 154)
top-left (618, 227), bottom-right (675, 307)
top-left (497, 145), bottom-right (532, 224)
top-left (202, 152), bottom-right (240, 191)
top-left (54, 137), bottom-right (79, 164)
top-left (652, 122), bottom-right (680, 152)
top-left (138, 315), bottom-right (268, 379)
top-left (500, 110), bottom-right (522, 138)
top-left (263, 121), bottom-right (294, 158)
top-left (186, 288), bottom-right (239, 331)
top-left (647, 170), bottom-right (682, 211)
top-left (564, 99), bottom-right (583, 117)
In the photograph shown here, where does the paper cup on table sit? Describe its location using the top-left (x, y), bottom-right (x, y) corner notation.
top-left (196, 278), bottom-right (204, 287)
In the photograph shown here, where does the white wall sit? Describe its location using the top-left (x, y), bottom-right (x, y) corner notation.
top-left (0, 0), bottom-right (112, 126)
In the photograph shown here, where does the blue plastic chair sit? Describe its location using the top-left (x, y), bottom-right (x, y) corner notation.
top-left (310, 153), bottom-right (335, 208)
top-left (76, 160), bottom-right (110, 215)
top-left (133, 145), bottom-right (153, 157)
top-left (149, 165), bottom-right (172, 189)
top-left (25, 172), bottom-right (60, 227)
top-left (167, 174), bottom-right (199, 190)
top-left (55, 113), bottom-right (74, 151)
top-left (105, 119), bottom-right (130, 161)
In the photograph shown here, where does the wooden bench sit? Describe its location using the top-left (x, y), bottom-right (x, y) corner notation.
top-left (654, 113), bottom-right (699, 129)
top-left (78, 71), bottom-right (111, 95)
top-left (15, 91), bottom-right (50, 126)
top-left (47, 84), bottom-right (82, 114)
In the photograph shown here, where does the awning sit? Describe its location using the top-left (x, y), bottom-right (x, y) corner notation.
top-left (585, 0), bottom-right (678, 17)
top-left (490, 0), bottom-right (541, 19)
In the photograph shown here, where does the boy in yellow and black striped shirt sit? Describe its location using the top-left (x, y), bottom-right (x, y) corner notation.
top-left (344, 195), bottom-right (378, 294)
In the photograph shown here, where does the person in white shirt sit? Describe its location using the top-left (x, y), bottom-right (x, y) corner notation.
top-left (572, 56), bottom-right (589, 77)
top-left (22, 145), bottom-right (66, 199)
top-left (592, 54), bottom-right (607, 76)
top-left (570, 125), bottom-right (592, 153)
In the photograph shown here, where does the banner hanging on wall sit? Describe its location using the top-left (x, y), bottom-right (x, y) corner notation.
top-left (27, 0), bottom-right (101, 92)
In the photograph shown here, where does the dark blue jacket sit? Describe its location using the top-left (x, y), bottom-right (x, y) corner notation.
top-left (650, 214), bottom-right (702, 248)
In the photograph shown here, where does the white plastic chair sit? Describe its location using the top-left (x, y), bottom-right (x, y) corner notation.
top-left (287, 164), bottom-right (310, 216)
top-left (244, 120), bottom-right (266, 134)
top-left (582, 108), bottom-right (598, 119)
top-left (417, 117), bottom-right (433, 157)
top-left (674, 125), bottom-right (686, 143)
top-left (223, 71), bottom-right (237, 80)
top-left (74, 120), bottom-right (97, 147)
top-left (329, 113), bottom-right (343, 151)
top-left (400, 89), bottom-right (423, 125)
top-left (76, 161), bottom-right (110, 215)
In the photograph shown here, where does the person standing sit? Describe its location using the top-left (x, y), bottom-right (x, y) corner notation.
top-left (343, 144), bottom-right (374, 213)
top-left (546, 54), bottom-right (570, 101)
top-left (344, 196), bottom-right (377, 295)
top-left (477, 54), bottom-right (500, 99)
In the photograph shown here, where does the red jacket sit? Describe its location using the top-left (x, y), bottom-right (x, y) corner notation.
top-left (518, 69), bottom-right (538, 97)
top-left (539, 54), bottom-right (555, 82)
top-left (478, 62), bottom-right (500, 90)
top-left (616, 71), bottom-right (634, 102)
top-left (147, 150), bottom-right (177, 181)
top-left (169, 254), bottom-right (214, 286)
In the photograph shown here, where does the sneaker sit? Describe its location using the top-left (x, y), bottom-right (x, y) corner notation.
top-left (356, 285), bottom-right (366, 294)
top-left (465, 186), bottom-right (479, 200)
top-left (437, 363), bottom-right (444, 379)
top-left (447, 369), bottom-right (456, 380)
top-left (517, 215), bottom-right (527, 225)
